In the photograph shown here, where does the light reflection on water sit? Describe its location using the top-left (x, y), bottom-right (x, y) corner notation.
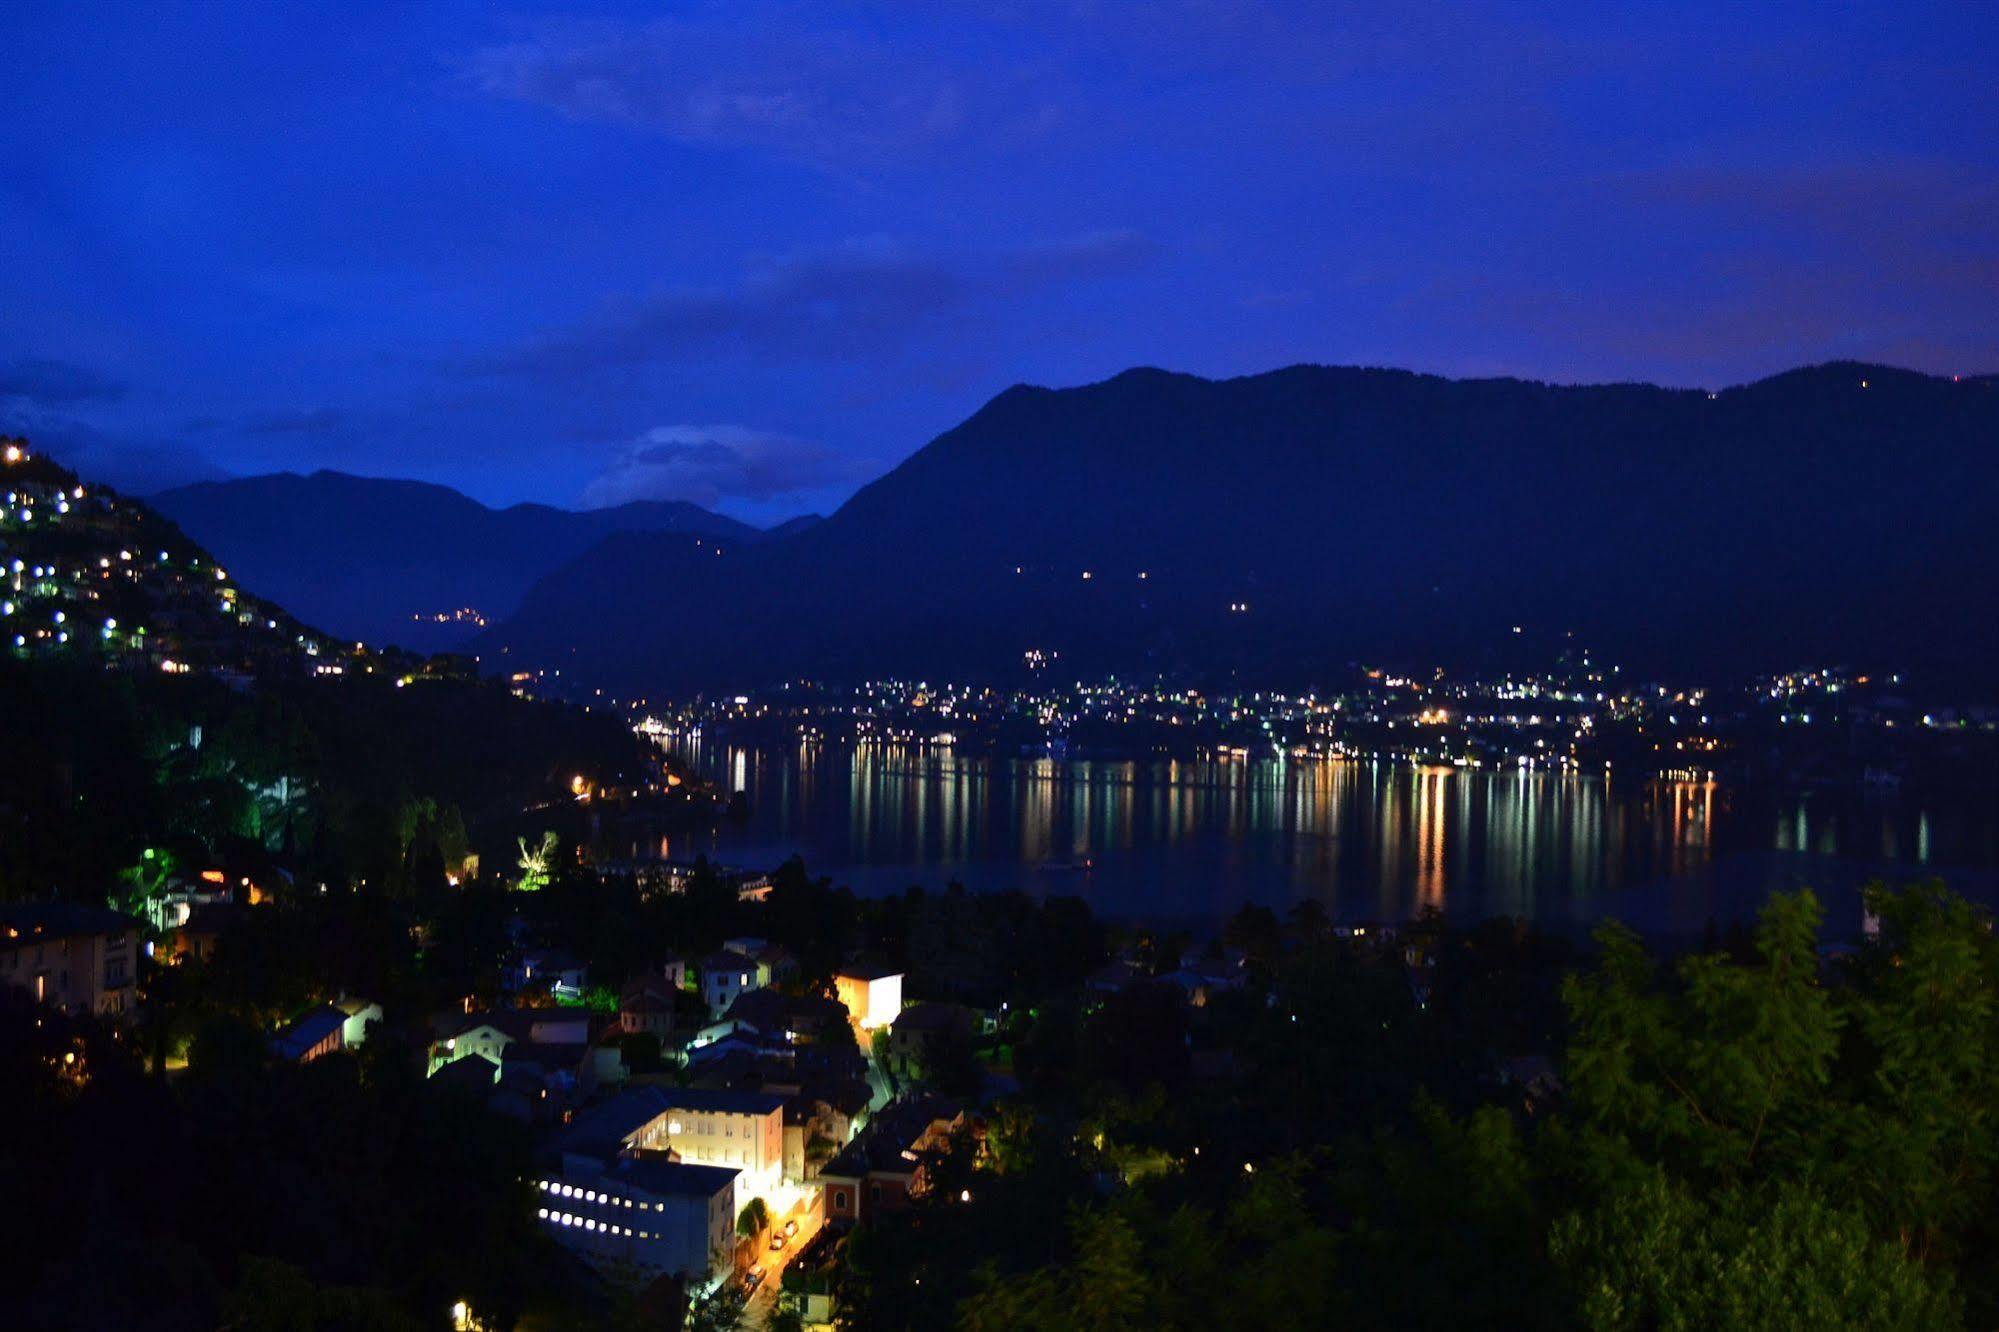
top-left (644, 738), bottom-right (1999, 938)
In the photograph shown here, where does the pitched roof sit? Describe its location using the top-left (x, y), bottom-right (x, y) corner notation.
top-left (819, 1095), bottom-right (960, 1180)
top-left (651, 1086), bottom-right (788, 1116)
top-left (271, 1003), bottom-right (347, 1060)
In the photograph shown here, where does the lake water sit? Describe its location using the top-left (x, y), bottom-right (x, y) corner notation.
top-left (641, 736), bottom-right (1999, 940)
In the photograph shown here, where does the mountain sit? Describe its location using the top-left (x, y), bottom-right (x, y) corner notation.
top-left (481, 362), bottom-right (1999, 695)
top-left (765, 513), bottom-right (825, 538)
top-left (153, 471), bottom-right (760, 650)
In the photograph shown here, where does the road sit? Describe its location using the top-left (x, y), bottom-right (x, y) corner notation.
top-left (741, 1190), bottom-right (826, 1329)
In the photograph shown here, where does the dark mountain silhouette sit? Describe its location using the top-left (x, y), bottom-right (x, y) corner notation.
top-left (480, 362), bottom-right (1999, 695)
top-left (153, 470), bottom-right (762, 649)
top-left (765, 513), bottom-right (825, 538)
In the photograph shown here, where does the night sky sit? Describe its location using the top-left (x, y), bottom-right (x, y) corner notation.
top-left (2, 2), bottom-right (1994, 523)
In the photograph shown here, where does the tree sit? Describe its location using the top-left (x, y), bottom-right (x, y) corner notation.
top-left (1562, 890), bottom-right (1840, 1181)
top-left (737, 1197), bottom-right (771, 1239)
top-left (1551, 1174), bottom-right (1958, 1331)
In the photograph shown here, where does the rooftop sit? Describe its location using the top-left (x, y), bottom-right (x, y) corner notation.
top-left (652, 1086), bottom-right (788, 1116)
top-left (557, 1087), bottom-right (671, 1158)
top-left (611, 1158), bottom-right (741, 1199)
top-left (271, 1003), bottom-right (346, 1060)
top-left (0, 900), bottom-right (139, 943)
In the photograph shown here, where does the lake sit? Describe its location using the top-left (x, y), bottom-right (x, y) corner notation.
top-left (638, 735), bottom-right (1999, 940)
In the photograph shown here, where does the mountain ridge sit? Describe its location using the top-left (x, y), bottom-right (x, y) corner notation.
top-left (479, 359), bottom-right (1999, 696)
top-left (153, 469), bottom-right (770, 650)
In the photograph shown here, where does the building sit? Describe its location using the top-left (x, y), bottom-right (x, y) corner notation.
top-left (882, 1001), bottom-right (976, 1071)
top-left (818, 1096), bottom-right (965, 1225)
top-left (168, 900), bottom-right (244, 964)
top-left (537, 1090), bottom-right (741, 1286)
top-left (0, 901), bottom-right (140, 1017)
top-left (594, 859), bottom-right (772, 903)
top-left (619, 976), bottom-right (683, 1039)
top-left (507, 948), bottom-right (587, 999)
top-left (722, 936), bottom-right (797, 987)
top-left (429, 1010), bottom-right (615, 1099)
top-left (271, 996), bottom-right (381, 1063)
top-left (723, 987), bottom-right (849, 1044)
top-left (783, 1080), bottom-right (873, 1184)
top-left (698, 949), bottom-right (764, 1017)
top-left (650, 1087), bottom-right (788, 1207)
top-left (832, 964), bottom-right (904, 1031)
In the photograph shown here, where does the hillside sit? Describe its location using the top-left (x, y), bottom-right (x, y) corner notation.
top-left (0, 437), bottom-right (352, 675)
top-left (479, 362), bottom-right (1999, 695)
top-left (153, 470), bottom-right (761, 650)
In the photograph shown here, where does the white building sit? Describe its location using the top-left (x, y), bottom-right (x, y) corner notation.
top-left (834, 965), bottom-right (904, 1031)
top-left (698, 948), bottom-right (763, 1018)
top-left (651, 1087), bottom-right (789, 1210)
top-left (535, 1159), bottom-right (739, 1287)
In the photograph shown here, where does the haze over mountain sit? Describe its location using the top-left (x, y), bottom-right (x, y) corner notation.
top-left (479, 362), bottom-right (1999, 696)
top-left (153, 471), bottom-right (760, 651)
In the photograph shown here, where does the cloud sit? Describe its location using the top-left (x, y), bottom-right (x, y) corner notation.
top-left (484, 230), bottom-right (1151, 378)
top-left (460, 16), bottom-right (968, 166)
top-left (581, 424), bottom-right (871, 509)
top-left (0, 357), bottom-right (125, 406)
top-left (237, 407), bottom-right (347, 436)
top-left (0, 404), bottom-right (225, 494)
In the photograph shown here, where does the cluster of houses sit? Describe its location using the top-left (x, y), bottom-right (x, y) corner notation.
top-left (407, 935), bottom-right (951, 1301)
top-left (3, 880), bottom-right (1285, 1324)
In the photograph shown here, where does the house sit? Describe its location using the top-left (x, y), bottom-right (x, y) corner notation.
top-left (832, 964), bottom-right (904, 1030)
top-left (882, 1002), bottom-right (976, 1070)
top-left (698, 949), bottom-right (763, 1017)
top-left (168, 900), bottom-right (245, 964)
top-left (429, 1009), bottom-right (611, 1097)
top-left (723, 988), bottom-right (848, 1044)
top-left (508, 948), bottom-right (588, 999)
top-left (684, 1027), bottom-right (792, 1073)
top-left (619, 976), bottom-right (684, 1039)
top-left (272, 1007), bottom-right (346, 1063)
top-left (722, 937), bottom-right (798, 987)
top-left (271, 997), bottom-right (381, 1063)
top-left (1158, 964), bottom-right (1245, 1008)
top-left (817, 1095), bottom-right (965, 1226)
top-left (783, 1079), bottom-right (873, 1184)
top-left (0, 901), bottom-right (140, 1017)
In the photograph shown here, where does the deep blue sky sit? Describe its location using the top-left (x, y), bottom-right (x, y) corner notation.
top-left (2, 2), bottom-right (1994, 523)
